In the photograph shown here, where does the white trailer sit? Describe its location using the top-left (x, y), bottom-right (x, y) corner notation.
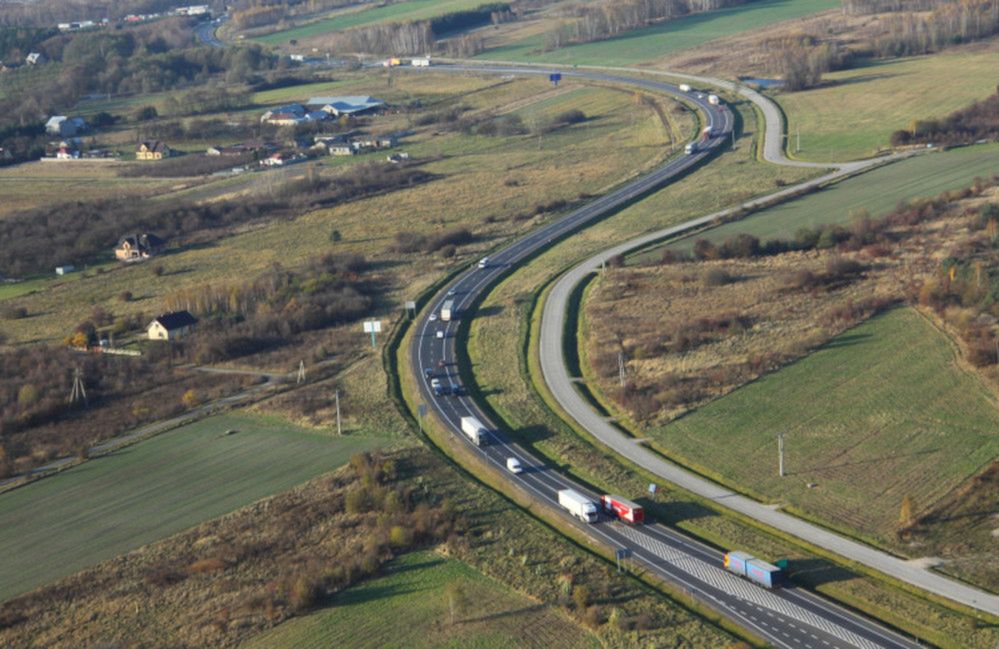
top-left (460, 416), bottom-right (487, 446)
top-left (558, 489), bottom-right (597, 523)
top-left (708, 94), bottom-right (721, 106)
top-left (440, 299), bottom-right (455, 321)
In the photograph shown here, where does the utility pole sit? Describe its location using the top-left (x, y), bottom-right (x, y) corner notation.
top-left (777, 432), bottom-right (785, 477)
top-left (297, 360), bottom-right (306, 384)
top-left (69, 368), bottom-right (87, 406)
top-left (618, 351), bottom-right (626, 387)
top-left (335, 389), bottom-right (342, 435)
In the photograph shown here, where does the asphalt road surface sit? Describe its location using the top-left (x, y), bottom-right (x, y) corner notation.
top-left (408, 66), bottom-right (922, 649)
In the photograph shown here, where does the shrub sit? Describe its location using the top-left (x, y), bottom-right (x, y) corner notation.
top-left (118, 291), bottom-right (133, 302)
top-left (186, 558), bottom-right (226, 575)
top-left (702, 268), bottom-right (733, 287)
top-left (1, 305), bottom-right (27, 320)
top-left (288, 575), bottom-right (323, 612)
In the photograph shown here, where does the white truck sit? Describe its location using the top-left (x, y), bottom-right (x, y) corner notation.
top-left (558, 489), bottom-right (598, 523)
top-left (440, 299), bottom-right (455, 322)
top-left (708, 94), bottom-right (720, 105)
top-left (460, 416), bottom-right (487, 446)
top-left (678, 83), bottom-right (692, 92)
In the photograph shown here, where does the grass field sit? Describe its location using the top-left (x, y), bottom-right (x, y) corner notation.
top-left (630, 143), bottom-right (999, 262)
top-left (0, 411), bottom-right (387, 602)
top-left (478, 0), bottom-right (839, 65)
top-left (247, 550), bottom-right (600, 649)
top-left (780, 42), bottom-right (999, 161)
top-left (0, 161), bottom-right (191, 217)
top-left (254, 0), bottom-right (489, 45)
top-left (652, 307), bottom-right (999, 543)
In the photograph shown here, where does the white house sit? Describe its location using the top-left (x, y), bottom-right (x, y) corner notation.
top-left (147, 311), bottom-right (198, 341)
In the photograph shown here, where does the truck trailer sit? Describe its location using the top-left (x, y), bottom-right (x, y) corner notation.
top-left (600, 494), bottom-right (644, 524)
top-left (724, 551), bottom-right (784, 589)
top-left (459, 416), bottom-right (487, 446)
top-left (440, 299), bottom-right (455, 321)
top-left (558, 489), bottom-right (598, 523)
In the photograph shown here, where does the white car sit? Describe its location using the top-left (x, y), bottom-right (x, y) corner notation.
top-left (506, 457), bottom-right (523, 474)
top-left (436, 330), bottom-right (445, 339)
top-left (478, 257), bottom-right (489, 269)
top-left (428, 313), bottom-right (438, 321)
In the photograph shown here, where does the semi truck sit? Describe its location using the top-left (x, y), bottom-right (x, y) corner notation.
top-left (459, 415), bottom-right (487, 446)
top-left (724, 551), bottom-right (784, 589)
top-left (558, 489), bottom-right (598, 523)
top-left (708, 94), bottom-right (721, 105)
top-left (440, 299), bottom-right (455, 321)
top-left (600, 494), bottom-right (645, 524)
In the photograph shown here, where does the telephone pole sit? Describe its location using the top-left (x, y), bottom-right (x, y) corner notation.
top-left (69, 368), bottom-right (87, 406)
top-left (618, 351), bottom-right (626, 387)
top-left (777, 432), bottom-right (785, 477)
top-left (297, 360), bottom-right (306, 384)
top-left (334, 389), bottom-right (342, 435)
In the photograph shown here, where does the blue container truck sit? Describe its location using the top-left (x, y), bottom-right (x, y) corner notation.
top-left (724, 551), bottom-right (784, 589)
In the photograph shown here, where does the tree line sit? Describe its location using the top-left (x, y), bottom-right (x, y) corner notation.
top-left (159, 253), bottom-right (373, 364)
top-left (891, 85), bottom-right (999, 147)
top-left (0, 162), bottom-right (438, 277)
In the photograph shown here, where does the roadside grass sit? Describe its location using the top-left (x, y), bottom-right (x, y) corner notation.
top-left (477, 0), bottom-right (839, 65)
top-left (253, 0), bottom-right (489, 45)
top-left (461, 110), bottom-right (998, 644)
top-left (779, 42), bottom-right (999, 161)
top-left (648, 307), bottom-right (999, 547)
top-left (0, 78), bottom-right (673, 344)
top-left (631, 143), bottom-right (999, 263)
top-left (0, 411), bottom-right (389, 603)
top-left (245, 550), bottom-right (601, 649)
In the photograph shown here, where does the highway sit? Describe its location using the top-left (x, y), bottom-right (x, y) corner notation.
top-left (408, 66), bottom-right (921, 648)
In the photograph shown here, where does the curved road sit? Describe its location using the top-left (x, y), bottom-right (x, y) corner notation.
top-left (525, 70), bottom-right (999, 616)
top-left (410, 65), bottom-right (920, 649)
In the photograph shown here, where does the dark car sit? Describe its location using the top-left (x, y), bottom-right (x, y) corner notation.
top-left (423, 368), bottom-right (434, 379)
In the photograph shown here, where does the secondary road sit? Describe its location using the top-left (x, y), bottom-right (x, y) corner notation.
top-left (409, 66), bottom-right (920, 648)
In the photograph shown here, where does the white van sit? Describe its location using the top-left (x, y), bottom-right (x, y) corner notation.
top-left (506, 457), bottom-right (523, 473)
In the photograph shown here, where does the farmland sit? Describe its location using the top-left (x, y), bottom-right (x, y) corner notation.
top-left (780, 42), bottom-right (999, 161)
top-left (0, 411), bottom-right (388, 602)
top-left (246, 550), bottom-right (600, 649)
top-left (646, 308), bottom-right (999, 546)
top-left (478, 0), bottom-right (840, 65)
top-left (253, 0), bottom-right (491, 45)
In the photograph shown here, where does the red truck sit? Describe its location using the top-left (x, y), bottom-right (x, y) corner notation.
top-left (600, 494), bottom-right (644, 524)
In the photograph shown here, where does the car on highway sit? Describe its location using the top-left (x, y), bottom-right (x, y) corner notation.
top-left (449, 383), bottom-right (463, 396)
top-left (423, 368), bottom-right (434, 378)
top-left (428, 312), bottom-right (438, 321)
top-left (437, 359), bottom-right (447, 369)
top-left (446, 289), bottom-right (455, 297)
top-left (478, 257), bottom-right (489, 268)
top-left (506, 457), bottom-right (522, 473)
top-left (436, 330), bottom-right (444, 339)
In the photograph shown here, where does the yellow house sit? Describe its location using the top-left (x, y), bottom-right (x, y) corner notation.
top-left (136, 140), bottom-right (171, 160)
